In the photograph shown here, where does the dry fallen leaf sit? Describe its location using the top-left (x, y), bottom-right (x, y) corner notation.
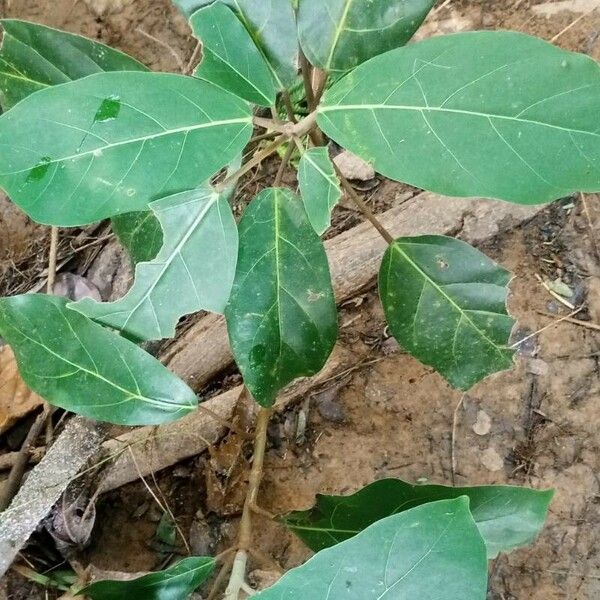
top-left (0, 345), bottom-right (44, 434)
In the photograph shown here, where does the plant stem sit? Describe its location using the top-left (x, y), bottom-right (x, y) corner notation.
top-left (299, 51), bottom-right (316, 111)
top-left (335, 169), bottom-right (395, 244)
top-left (47, 226), bottom-right (59, 294)
top-left (216, 135), bottom-right (287, 192)
top-left (313, 69), bottom-right (329, 106)
top-left (224, 405), bottom-right (272, 599)
top-left (0, 405), bottom-right (52, 511)
top-left (282, 90), bottom-right (297, 123)
top-left (274, 141), bottom-right (294, 187)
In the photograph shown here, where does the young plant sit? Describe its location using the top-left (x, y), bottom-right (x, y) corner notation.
top-left (1, 0), bottom-right (596, 597)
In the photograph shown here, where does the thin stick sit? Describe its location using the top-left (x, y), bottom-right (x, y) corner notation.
top-left (127, 448), bottom-right (191, 555)
top-left (433, 0), bottom-right (453, 14)
top-left (135, 28), bottom-right (184, 71)
top-left (580, 192), bottom-right (600, 261)
top-left (224, 405), bottom-right (272, 600)
top-left (274, 141), bottom-right (294, 187)
top-left (46, 226), bottom-right (59, 294)
top-left (534, 274), bottom-right (576, 310)
top-left (451, 394), bottom-right (464, 485)
top-left (0, 446), bottom-right (45, 471)
top-left (0, 405), bottom-right (51, 511)
top-left (216, 135), bottom-right (287, 192)
top-left (551, 7), bottom-right (597, 43)
top-left (334, 166), bottom-right (395, 244)
top-left (184, 41), bottom-right (201, 75)
top-left (207, 554), bottom-right (234, 600)
top-left (510, 307), bottom-right (584, 348)
top-left (249, 131), bottom-right (279, 144)
top-left (536, 311), bottom-right (600, 332)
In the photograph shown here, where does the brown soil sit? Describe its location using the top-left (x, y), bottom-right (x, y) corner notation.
top-left (2, 1), bottom-right (600, 599)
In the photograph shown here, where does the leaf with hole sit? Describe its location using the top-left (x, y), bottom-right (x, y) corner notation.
top-left (297, 0), bottom-right (436, 72)
top-left (175, 0), bottom-right (297, 90)
top-left (225, 188), bottom-right (338, 407)
top-left (0, 71), bottom-right (252, 225)
top-left (112, 210), bottom-right (163, 265)
top-left (319, 31), bottom-right (600, 204)
top-left (190, 3), bottom-right (277, 106)
top-left (297, 146), bottom-right (341, 235)
top-left (379, 235), bottom-right (515, 389)
top-left (257, 497), bottom-right (487, 599)
top-left (78, 556), bottom-right (215, 600)
top-left (72, 184), bottom-right (238, 341)
top-left (0, 19), bottom-right (147, 111)
top-left (283, 478), bottom-right (554, 559)
top-left (0, 294), bottom-right (197, 425)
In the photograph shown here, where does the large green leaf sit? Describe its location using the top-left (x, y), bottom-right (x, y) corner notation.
top-left (174, 0), bottom-right (297, 90)
top-left (283, 478), bottom-right (554, 559)
top-left (190, 3), bottom-right (277, 106)
top-left (379, 235), bottom-right (514, 390)
top-left (318, 31), bottom-right (600, 204)
top-left (72, 184), bottom-right (238, 341)
top-left (297, 0), bottom-right (436, 72)
top-left (225, 188), bottom-right (338, 407)
top-left (0, 71), bottom-right (252, 226)
top-left (297, 146), bottom-right (341, 235)
top-left (0, 19), bottom-right (147, 111)
top-left (112, 210), bottom-right (163, 265)
top-left (256, 498), bottom-right (487, 599)
top-left (78, 557), bottom-right (215, 600)
top-left (0, 295), bottom-right (197, 425)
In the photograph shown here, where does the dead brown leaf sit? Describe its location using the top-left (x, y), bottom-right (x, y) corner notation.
top-left (0, 345), bottom-right (44, 434)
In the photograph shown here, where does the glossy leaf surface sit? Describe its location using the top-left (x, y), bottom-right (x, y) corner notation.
top-left (0, 19), bottom-right (147, 110)
top-left (0, 71), bottom-right (252, 225)
top-left (283, 478), bottom-right (553, 559)
top-left (0, 295), bottom-right (197, 425)
top-left (297, 0), bottom-right (436, 72)
top-left (79, 557), bottom-right (215, 600)
top-left (112, 210), bottom-right (163, 265)
top-left (73, 185), bottom-right (238, 341)
top-left (380, 235), bottom-right (514, 389)
top-left (297, 147), bottom-right (341, 235)
top-left (319, 31), bottom-right (600, 204)
top-left (256, 498), bottom-right (487, 599)
top-left (190, 3), bottom-right (276, 106)
top-left (174, 0), bottom-right (297, 89)
top-left (225, 188), bottom-right (338, 407)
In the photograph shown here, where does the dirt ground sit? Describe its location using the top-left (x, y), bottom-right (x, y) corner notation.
top-left (1, 0), bottom-right (600, 599)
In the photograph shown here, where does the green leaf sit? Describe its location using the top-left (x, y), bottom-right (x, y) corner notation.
top-left (283, 478), bottom-right (554, 559)
top-left (72, 184), bottom-right (238, 341)
top-left (190, 3), bottom-right (277, 106)
top-left (112, 210), bottom-right (163, 265)
top-left (379, 235), bottom-right (515, 390)
top-left (256, 498), bottom-right (487, 599)
top-left (297, 146), bottom-right (341, 235)
top-left (0, 294), bottom-right (197, 425)
top-left (297, 0), bottom-right (436, 72)
top-left (78, 557), bottom-right (215, 600)
top-left (0, 71), bottom-right (252, 226)
top-left (225, 188), bottom-right (338, 407)
top-left (318, 31), bottom-right (600, 204)
top-left (0, 19), bottom-right (147, 110)
top-left (174, 0), bottom-right (297, 90)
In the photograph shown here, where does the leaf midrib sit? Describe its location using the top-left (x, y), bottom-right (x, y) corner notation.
top-left (0, 116), bottom-right (252, 176)
top-left (319, 103), bottom-right (600, 139)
